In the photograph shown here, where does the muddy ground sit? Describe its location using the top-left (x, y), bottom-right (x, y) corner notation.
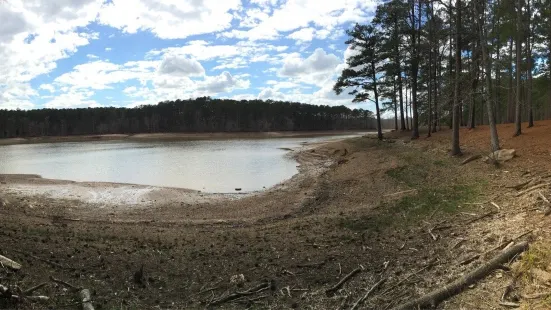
top-left (2, 122), bottom-right (551, 309)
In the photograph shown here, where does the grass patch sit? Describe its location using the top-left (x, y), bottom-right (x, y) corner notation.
top-left (340, 142), bottom-right (486, 232)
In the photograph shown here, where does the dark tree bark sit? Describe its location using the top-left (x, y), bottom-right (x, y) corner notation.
top-left (514, 0), bottom-right (522, 136)
top-left (526, 0), bottom-right (534, 128)
top-left (451, 0), bottom-right (462, 156)
top-left (476, 0), bottom-right (500, 151)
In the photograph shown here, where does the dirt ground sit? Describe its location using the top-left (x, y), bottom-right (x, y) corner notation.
top-left (2, 121), bottom-right (551, 309)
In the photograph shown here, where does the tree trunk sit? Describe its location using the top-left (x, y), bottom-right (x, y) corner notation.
top-left (451, 0), bottom-right (462, 156)
top-left (405, 80), bottom-right (410, 130)
top-left (526, 0), bottom-right (534, 128)
top-left (514, 0), bottom-right (522, 136)
top-left (476, 0), bottom-right (500, 151)
top-left (507, 39), bottom-right (514, 123)
top-left (395, 17), bottom-right (407, 131)
top-left (393, 75), bottom-right (398, 130)
top-left (410, 0), bottom-right (420, 139)
top-left (372, 62), bottom-right (383, 141)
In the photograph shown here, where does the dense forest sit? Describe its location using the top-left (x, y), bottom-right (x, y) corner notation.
top-left (335, 0), bottom-right (551, 153)
top-left (0, 98), bottom-right (375, 138)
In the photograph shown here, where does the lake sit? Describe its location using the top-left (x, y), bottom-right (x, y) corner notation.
top-left (0, 134), bottom-right (363, 193)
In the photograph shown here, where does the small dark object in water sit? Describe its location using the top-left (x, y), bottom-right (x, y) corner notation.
top-left (235, 188), bottom-right (242, 191)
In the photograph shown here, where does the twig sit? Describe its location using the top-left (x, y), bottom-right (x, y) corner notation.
top-left (209, 282), bottom-right (270, 306)
top-left (14, 250), bottom-right (74, 270)
top-left (464, 211), bottom-right (495, 225)
top-left (498, 301), bottom-right (520, 308)
top-left (539, 192), bottom-right (550, 204)
top-left (384, 189), bottom-right (417, 197)
top-left (380, 264), bottom-right (432, 296)
top-left (326, 267), bottom-right (363, 295)
top-left (350, 278), bottom-right (386, 310)
top-left (502, 274), bottom-right (519, 301)
top-left (521, 292), bottom-right (551, 299)
top-left (516, 183), bottom-right (551, 197)
top-left (50, 276), bottom-right (81, 291)
top-left (490, 202), bottom-right (501, 211)
top-left (23, 283), bottom-right (48, 295)
top-left (506, 179), bottom-right (533, 190)
top-left (297, 261), bottom-right (325, 268)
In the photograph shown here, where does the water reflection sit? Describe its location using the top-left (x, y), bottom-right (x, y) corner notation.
top-left (0, 135), bottom-right (361, 193)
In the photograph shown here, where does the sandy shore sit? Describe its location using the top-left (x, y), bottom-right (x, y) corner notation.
top-left (0, 130), bottom-right (374, 146)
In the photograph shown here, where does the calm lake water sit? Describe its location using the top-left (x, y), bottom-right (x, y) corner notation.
top-left (0, 134), bottom-right (363, 193)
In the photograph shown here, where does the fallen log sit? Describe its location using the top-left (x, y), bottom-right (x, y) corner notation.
top-left (460, 154), bottom-right (481, 166)
top-left (326, 267), bottom-right (363, 295)
top-left (0, 254), bottom-right (21, 270)
top-left (390, 242), bottom-right (529, 310)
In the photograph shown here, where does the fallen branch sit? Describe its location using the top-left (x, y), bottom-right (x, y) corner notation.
top-left (0, 254), bottom-right (21, 270)
top-left (506, 179), bottom-right (533, 190)
top-left (23, 282), bottom-right (48, 295)
top-left (516, 183), bottom-right (551, 197)
top-left (350, 278), bottom-right (386, 310)
top-left (499, 301), bottom-right (520, 308)
top-left (539, 192), bottom-right (550, 204)
top-left (326, 267), bottom-right (363, 295)
top-left (522, 292), bottom-right (551, 299)
top-left (390, 242), bottom-right (529, 310)
top-left (50, 276), bottom-right (81, 291)
top-left (384, 189), bottom-right (417, 197)
top-left (464, 211), bottom-right (495, 225)
top-left (14, 250), bottom-right (73, 270)
top-left (460, 154), bottom-right (482, 166)
top-left (209, 282), bottom-right (270, 306)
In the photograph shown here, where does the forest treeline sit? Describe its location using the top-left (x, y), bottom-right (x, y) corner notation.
top-left (0, 98), bottom-right (375, 138)
top-left (335, 0), bottom-right (551, 152)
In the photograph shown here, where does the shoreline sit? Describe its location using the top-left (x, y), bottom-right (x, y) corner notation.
top-left (0, 130), bottom-right (376, 146)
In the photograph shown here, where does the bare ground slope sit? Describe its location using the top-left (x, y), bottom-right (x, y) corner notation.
top-left (1, 122), bottom-right (551, 309)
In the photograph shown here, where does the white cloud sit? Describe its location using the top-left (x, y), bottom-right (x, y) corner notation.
top-left (197, 71), bottom-right (250, 94)
top-left (97, 0), bottom-right (241, 39)
top-left (105, 47), bottom-right (112, 51)
top-left (288, 28), bottom-right (315, 42)
top-left (39, 84), bottom-right (56, 93)
top-left (87, 54), bottom-right (99, 59)
top-left (224, 0), bottom-right (376, 41)
top-left (157, 55), bottom-right (205, 77)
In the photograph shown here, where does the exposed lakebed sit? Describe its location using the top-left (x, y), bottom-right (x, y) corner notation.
top-left (0, 133), bottom-right (363, 193)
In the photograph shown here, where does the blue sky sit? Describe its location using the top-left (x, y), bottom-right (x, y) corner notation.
top-left (0, 0), bottom-right (377, 111)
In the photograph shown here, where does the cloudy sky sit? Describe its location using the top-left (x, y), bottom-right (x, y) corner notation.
top-left (0, 0), bottom-right (377, 111)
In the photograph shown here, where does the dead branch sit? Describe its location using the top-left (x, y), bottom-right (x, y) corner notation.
top-left (23, 282), bottom-right (48, 295)
top-left (538, 192), bottom-right (550, 204)
top-left (506, 179), bottom-right (533, 190)
top-left (499, 301), bottom-right (520, 307)
top-left (14, 250), bottom-right (73, 270)
top-left (516, 183), bottom-right (551, 197)
top-left (0, 254), bottom-right (21, 270)
top-left (464, 211), bottom-right (495, 225)
top-left (460, 154), bottom-right (481, 165)
top-left (350, 278), bottom-right (386, 310)
top-left (49, 276), bottom-right (81, 291)
top-left (522, 292), bottom-right (551, 299)
top-left (326, 267), bottom-right (363, 295)
top-left (390, 242), bottom-right (529, 310)
top-left (384, 189), bottom-right (417, 197)
top-left (490, 202), bottom-right (501, 211)
top-left (209, 282), bottom-right (270, 306)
